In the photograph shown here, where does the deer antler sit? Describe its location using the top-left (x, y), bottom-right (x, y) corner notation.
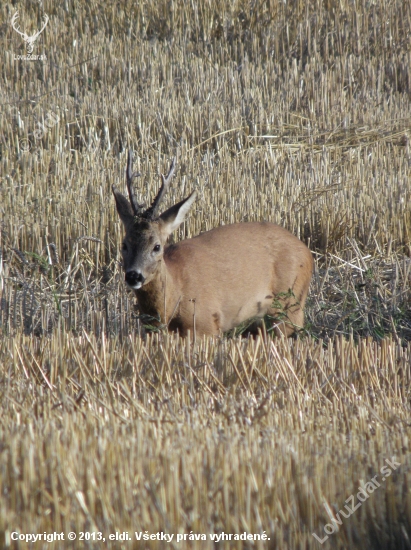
top-left (11, 12), bottom-right (49, 54)
top-left (11, 12), bottom-right (28, 39)
top-left (126, 150), bottom-right (144, 216)
top-left (32, 14), bottom-right (49, 41)
top-left (142, 157), bottom-right (176, 220)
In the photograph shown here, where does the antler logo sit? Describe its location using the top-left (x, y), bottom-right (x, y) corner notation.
top-left (11, 11), bottom-right (49, 54)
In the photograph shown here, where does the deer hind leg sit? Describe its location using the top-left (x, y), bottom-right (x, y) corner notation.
top-left (235, 296), bottom-right (305, 338)
top-left (266, 289), bottom-right (307, 337)
top-left (266, 306), bottom-right (304, 337)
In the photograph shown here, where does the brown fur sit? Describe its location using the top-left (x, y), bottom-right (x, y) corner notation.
top-left (118, 220), bottom-right (312, 337)
top-left (113, 157), bottom-right (313, 338)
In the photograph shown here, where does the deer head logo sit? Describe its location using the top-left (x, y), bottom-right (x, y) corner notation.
top-left (11, 11), bottom-right (49, 54)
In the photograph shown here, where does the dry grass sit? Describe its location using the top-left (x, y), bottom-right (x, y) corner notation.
top-left (1, 332), bottom-right (411, 549)
top-left (1, 0), bottom-right (411, 547)
top-left (1, 0), bottom-right (410, 342)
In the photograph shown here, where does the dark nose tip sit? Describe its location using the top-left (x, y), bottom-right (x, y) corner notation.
top-left (125, 270), bottom-right (145, 286)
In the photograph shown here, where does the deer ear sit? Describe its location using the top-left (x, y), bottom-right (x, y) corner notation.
top-left (112, 186), bottom-right (134, 226)
top-left (159, 191), bottom-right (196, 236)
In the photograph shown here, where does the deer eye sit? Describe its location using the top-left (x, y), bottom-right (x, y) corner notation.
top-left (122, 242), bottom-right (128, 252)
top-left (153, 244), bottom-right (161, 253)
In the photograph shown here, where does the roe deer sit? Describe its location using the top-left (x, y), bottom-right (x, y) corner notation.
top-left (112, 151), bottom-right (313, 337)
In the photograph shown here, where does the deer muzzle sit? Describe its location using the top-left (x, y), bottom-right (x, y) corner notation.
top-left (125, 270), bottom-right (145, 289)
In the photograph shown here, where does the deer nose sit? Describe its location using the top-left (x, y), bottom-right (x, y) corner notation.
top-left (125, 270), bottom-right (145, 287)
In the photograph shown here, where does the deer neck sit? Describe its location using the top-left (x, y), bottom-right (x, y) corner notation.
top-left (134, 258), bottom-right (179, 326)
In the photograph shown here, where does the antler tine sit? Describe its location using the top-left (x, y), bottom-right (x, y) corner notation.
top-left (143, 157), bottom-right (176, 220)
top-left (11, 12), bottom-right (25, 38)
top-left (37, 14), bottom-right (49, 35)
top-left (126, 149), bottom-right (143, 216)
top-left (162, 157), bottom-right (177, 187)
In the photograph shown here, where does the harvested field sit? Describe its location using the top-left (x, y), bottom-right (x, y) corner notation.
top-left (0, 0), bottom-right (411, 548)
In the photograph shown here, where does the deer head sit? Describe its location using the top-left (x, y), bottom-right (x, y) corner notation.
top-left (11, 12), bottom-right (49, 54)
top-left (112, 151), bottom-right (196, 289)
